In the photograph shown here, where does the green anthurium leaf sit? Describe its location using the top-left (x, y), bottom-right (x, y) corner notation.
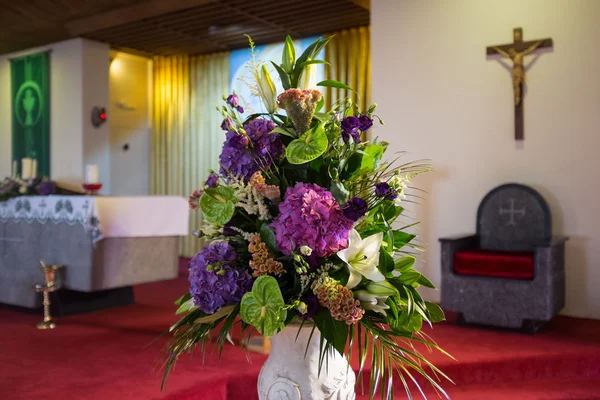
top-left (394, 256), bottom-right (416, 273)
top-left (271, 126), bottom-right (297, 138)
top-left (330, 181), bottom-right (349, 204)
top-left (378, 249), bottom-right (395, 275)
top-left (312, 309), bottom-right (348, 356)
top-left (259, 223), bottom-right (278, 254)
top-left (240, 276), bottom-right (286, 337)
top-left (417, 274), bottom-right (436, 289)
top-left (407, 312), bottom-right (423, 332)
top-left (200, 186), bottom-right (237, 225)
top-left (285, 122), bottom-right (328, 165)
top-left (317, 79), bottom-right (354, 92)
top-left (425, 301), bottom-right (446, 323)
top-left (271, 61), bottom-right (291, 90)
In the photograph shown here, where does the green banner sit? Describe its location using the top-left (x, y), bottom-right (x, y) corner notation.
top-left (11, 51), bottom-right (50, 177)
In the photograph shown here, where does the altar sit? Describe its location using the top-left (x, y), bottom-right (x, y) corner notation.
top-left (0, 195), bottom-right (189, 310)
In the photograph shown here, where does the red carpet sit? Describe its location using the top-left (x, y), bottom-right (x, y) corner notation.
top-left (1, 258), bottom-right (600, 400)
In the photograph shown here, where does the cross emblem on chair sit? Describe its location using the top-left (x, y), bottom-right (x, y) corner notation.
top-left (499, 198), bottom-right (526, 226)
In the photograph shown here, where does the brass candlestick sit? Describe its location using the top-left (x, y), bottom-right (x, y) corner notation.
top-left (34, 261), bottom-right (64, 329)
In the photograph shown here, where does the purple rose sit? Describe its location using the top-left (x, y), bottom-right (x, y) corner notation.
top-left (375, 182), bottom-right (398, 200)
top-left (205, 173), bottom-right (219, 188)
top-left (358, 114), bottom-right (373, 131)
top-left (38, 181), bottom-right (57, 196)
top-left (343, 197), bottom-right (368, 221)
top-left (226, 94), bottom-right (240, 108)
top-left (341, 116), bottom-right (361, 144)
top-left (221, 118), bottom-right (234, 131)
top-left (300, 294), bottom-right (320, 319)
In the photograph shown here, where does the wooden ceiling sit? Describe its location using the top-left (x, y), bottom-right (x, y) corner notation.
top-left (0, 0), bottom-right (369, 56)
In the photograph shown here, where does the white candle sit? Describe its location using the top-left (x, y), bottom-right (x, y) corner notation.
top-left (21, 158), bottom-right (33, 179)
top-left (12, 160), bottom-right (17, 177)
top-left (85, 164), bottom-right (99, 184)
top-left (31, 159), bottom-right (38, 178)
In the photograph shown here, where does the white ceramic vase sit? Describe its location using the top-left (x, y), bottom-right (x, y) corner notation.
top-left (257, 322), bottom-right (356, 400)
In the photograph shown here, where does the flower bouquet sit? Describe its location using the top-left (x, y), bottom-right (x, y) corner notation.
top-left (163, 36), bottom-right (450, 399)
top-left (0, 176), bottom-right (57, 202)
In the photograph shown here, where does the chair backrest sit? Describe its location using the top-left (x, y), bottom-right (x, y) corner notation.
top-left (477, 183), bottom-right (551, 251)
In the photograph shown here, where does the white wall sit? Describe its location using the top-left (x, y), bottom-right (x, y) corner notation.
top-left (108, 52), bottom-right (151, 196)
top-left (0, 38), bottom-right (110, 191)
top-left (372, 0), bottom-right (600, 319)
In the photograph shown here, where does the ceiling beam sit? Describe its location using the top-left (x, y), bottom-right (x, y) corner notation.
top-left (347, 0), bottom-right (370, 10)
top-left (65, 0), bottom-right (218, 36)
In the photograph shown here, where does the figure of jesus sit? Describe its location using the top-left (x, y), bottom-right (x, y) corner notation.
top-left (493, 41), bottom-right (543, 106)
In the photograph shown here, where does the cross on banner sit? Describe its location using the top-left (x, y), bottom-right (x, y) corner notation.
top-left (486, 28), bottom-right (553, 141)
top-left (499, 198), bottom-right (526, 226)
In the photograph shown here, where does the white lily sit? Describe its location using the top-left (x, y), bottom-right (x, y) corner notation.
top-left (355, 290), bottom-right (390, 316)
top-left (337, 229), bottom-right (385, 289)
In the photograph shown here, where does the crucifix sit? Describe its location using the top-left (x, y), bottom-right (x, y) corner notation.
top-left (487, 28), bottom-right (553, 141)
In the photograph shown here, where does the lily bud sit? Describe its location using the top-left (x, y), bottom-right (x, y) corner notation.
top-left (366, 280), bottom-right (398, 297)
top-left (298, 63), bottom-right (317, 90)
top-left (296, 301), bottom-right (308, 315)
top-left (362, 298), bottom-right (390, 316)
top-left (282, 35), bottom-right (296, 74)
top-left (257, 65), bottom-right (277, 114)
top-left (354, 290), bottom-right (389, 316)
top-left (354, 290), bottom-right (377, 304)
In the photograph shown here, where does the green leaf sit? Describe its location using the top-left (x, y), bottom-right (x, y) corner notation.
top-left (330, 180), bottom-right (349, 204)
top-left (271, 61), bottom-right (291, 90)
top-left (359, 144), bottom-right (385, 171)
top-left (378, 249), bottom-right (395, 275)
top-left (259, 223), bottom-right (278, 254)
top-left (417, 274), bottom-right (436, 289)
top-left (271, 126), bottom-right (297, 138)
top-left (425, 301), bottom-right (446, 323)
top-left (381, 202), bottom-right (404, 222)
top-left (200, 186), bottom-right (237, 225)
top-left (394, 256), bottom-right (415, 273)
top-left (240, 276), bottom-right (287, 337)
top-left (315, 96), bottom-right (325, 113)
top-left (392, 230), bottom-right (416, 249)
top-left (312, 309), bottom-right (348, 356)
top-left (194, 304), bottom-right (236, 324)
top-left (298, 59), bottom-right (330, 68)
top-left (317, 79), bottom-right (354, 92)
top-left (285, 122), bottom-right (328, 165)
top-left (396, 270), bottom-right (421, 285)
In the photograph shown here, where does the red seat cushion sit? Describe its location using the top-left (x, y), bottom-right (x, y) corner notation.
top-left (454, 249), bottom-right (535, 279)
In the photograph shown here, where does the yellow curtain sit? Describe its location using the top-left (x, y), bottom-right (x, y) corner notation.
top-left (324, 26), bottom-right (371, 112)
top-left (151, 53), bottom-right (230, 257)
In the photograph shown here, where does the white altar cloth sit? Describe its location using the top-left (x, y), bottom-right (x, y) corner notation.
top-left (0, 195), bottom-right (189, 243)
top-left (94, 196), bottom-right (189, 238)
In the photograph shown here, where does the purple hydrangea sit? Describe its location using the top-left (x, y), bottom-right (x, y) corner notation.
top-left (341, 116), bottom-right (361, 144)
top-left (343, 197), bottom-right (368, 221)
top-left (271, 183), bottom-right (353, 258)
top-left (188, 242), bottom-right (253, 314)
top-left (205, 173), bottom-right (219, 188)
top-left (358, 114), bottom-right (373, 131)
top-left (219, 119), bottom-right (284, 182)
top-left (375, 182), bottom-right (398, 200)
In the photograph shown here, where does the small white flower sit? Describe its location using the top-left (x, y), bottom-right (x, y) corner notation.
top-left (299, 246), bottom-right (313, 256)
top-left (337, 229), bottom-right (385, 289)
